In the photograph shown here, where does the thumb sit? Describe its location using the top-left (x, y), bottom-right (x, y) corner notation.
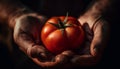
top-left (27, 45), bottom-right (48, 59)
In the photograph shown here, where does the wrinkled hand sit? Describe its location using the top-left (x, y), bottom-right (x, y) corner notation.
top-left (71, 15), bottom-right (109, 66)
top-left (13, 13), bottom-right (75, 69)
top-left (13, 12), bottom-right (110, 69)
top-left (49, 15), bottom-right (110, 69)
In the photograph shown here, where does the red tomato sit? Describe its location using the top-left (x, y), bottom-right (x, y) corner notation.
top-left (41, 14), bottom-right (84, 54)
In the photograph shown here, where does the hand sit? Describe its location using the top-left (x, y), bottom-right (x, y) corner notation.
top-left (12, 13), bottom-right (53, 66)
top-left (70, 14), bottom-right (109, 67)
top-left (49, 15), bottom-right (109, 69)
top-left (62, 0), bottom-right (110, 68)
top-left (13, 13), bottom-right (73, 69)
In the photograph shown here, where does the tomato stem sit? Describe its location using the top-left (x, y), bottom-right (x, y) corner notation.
top-left (58, 18), bottom-right (65, 29)
top-left (63, 12), bottom-right (68, 24)
top-left (48, 13), bottom-right (72, 35)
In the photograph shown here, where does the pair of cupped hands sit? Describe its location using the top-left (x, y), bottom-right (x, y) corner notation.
top-left (12, 11), bottom-right (109, 69)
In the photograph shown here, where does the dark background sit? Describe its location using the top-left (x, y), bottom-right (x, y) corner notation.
top-left (0, 0), bottom-right (120, 69)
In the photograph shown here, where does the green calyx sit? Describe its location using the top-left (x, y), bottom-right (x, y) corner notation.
top-left (49, 13), bottom-right (72, 33)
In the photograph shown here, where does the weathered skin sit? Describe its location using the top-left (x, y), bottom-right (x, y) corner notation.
top-left (0, 0), bottom-right (111, 68)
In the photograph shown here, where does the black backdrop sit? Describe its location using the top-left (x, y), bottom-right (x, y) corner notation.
top-left (0, 0), bottom-right (120, 69)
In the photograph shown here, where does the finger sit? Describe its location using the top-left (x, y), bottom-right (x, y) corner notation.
top-left (53, 51), bottom-right (74, 64)
top-left (83, 23), bottom-right (93, 35)
top-left (80, 23), bottom-right (94, 55)
top-left (61, 50), bottom-right (75, 58)
top-left (32, 58), bottom-right (60, 68)
top-left (27, 45), bottom-right (48, 59)
top-left (82, 23), bottom-right (94, 42)
top-left (31, 51), bottom-right (74, 68)
top-left (90, 19), bottom-right (109, 56)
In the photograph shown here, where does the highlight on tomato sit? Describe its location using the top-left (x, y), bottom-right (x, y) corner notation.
top-left (41, 13), bottom-right (85, 54)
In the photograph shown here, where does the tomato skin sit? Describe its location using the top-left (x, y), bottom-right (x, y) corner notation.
top-left (41, 16), bottom-right (84, 54)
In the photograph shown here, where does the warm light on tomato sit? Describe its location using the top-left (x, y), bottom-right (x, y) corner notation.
top-left (41, 14), bottom-right (85, 54)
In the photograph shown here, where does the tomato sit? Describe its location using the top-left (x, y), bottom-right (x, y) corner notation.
top-left (41, 14), bottom-right (84, 54)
